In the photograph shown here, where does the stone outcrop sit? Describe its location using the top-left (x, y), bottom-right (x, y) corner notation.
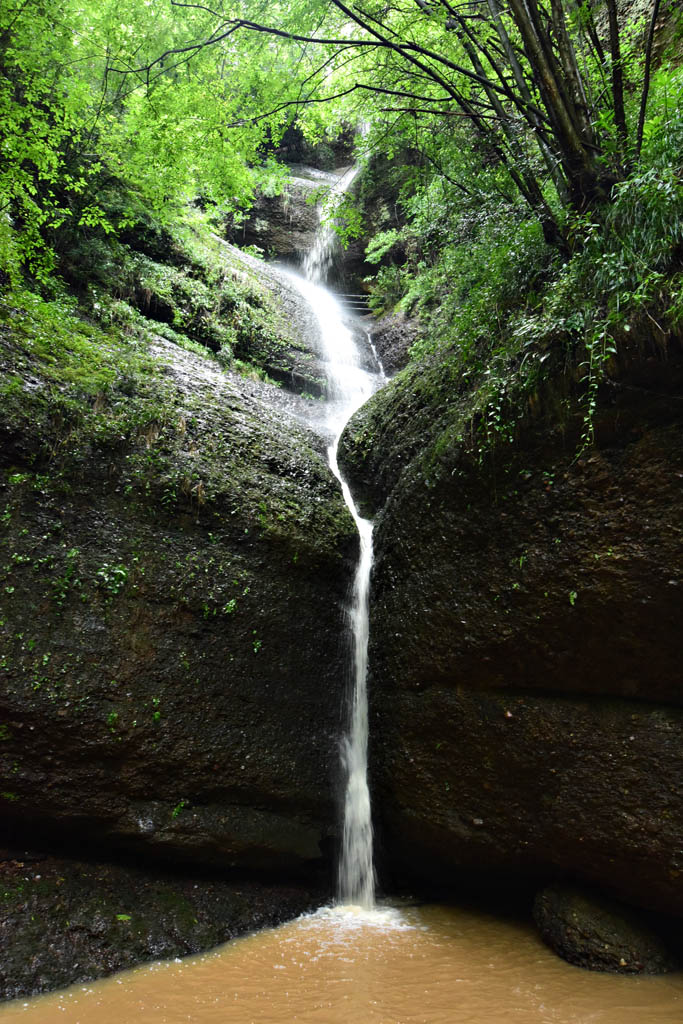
top-left (0, 337), bottom-right (356, 879)
top-left (533, 884), bottom-right (680, 974)
top-left (225, 248), bottom-right (331, 397)
top-left (370, 313), bottom-right (417, 375)
top-left (0, 847), bottom-right (323, 1000)
top-left (225, 168), bottom-right (368, 293)
top-left (340, 336), bottom-right (683, 918)
top-left (199, 242), bottom-right (331, 398)
top-left (226, 175), bottom-right (323, 264)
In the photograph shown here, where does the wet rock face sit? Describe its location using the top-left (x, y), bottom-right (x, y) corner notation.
top-left (224, 168), bottom-right (364, 293)
top-left (0, 340), bottom-right (357, 878)
top-left (373, 688), bottom-right (683, 913)
top-left (0, 848), bottom-right (323, 1000)
top-left (227, 180), bottom-right (320, 263)
top-left (370, 313), bottom-right (417, 375)
top-left (341, 339), bottom-right (683, 916)
top-left (533, 885), bottom-right (681, 974)
top-left (212, 244), bottom-right (330, 398)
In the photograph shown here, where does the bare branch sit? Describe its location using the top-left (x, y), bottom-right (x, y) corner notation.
top-left (378, 105), bottom-right (507, 119)
top-left (226, 82), bottom-right (457, 129)
top-left (171, 1), bottom-right (223, 16)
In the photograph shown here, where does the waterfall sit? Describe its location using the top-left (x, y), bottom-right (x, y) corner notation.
top-left (281, 166), bottom-right (382, 908)
top-left (303, 166), bottom-right (360, 286)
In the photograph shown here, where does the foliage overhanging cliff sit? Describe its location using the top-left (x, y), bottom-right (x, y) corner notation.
top-left (2, 0), bottom-right (682, 431)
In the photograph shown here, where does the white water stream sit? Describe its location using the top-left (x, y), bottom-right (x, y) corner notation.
top-left (282, 167), bottom-right (384, 907)
top-left (303, 166), bottom-right (360, 286)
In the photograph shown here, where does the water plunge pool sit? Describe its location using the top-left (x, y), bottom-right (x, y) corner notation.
top-left (2, 902), bottom-right (681, 1023)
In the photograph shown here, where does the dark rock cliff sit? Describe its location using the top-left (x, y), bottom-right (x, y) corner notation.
top-left (340, 335), bottom-right (683, 918)
top-left (0, 276), bottom-right (362, 1001)
top-left (0, 206), bottom-right (365, 995)
top-left (0, 337), bottom-right (356, 875)
top-left (226, 176), bottom-right (321, 264)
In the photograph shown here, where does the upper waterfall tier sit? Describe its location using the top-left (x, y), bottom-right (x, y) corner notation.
top-left (303, 166), bottom-right (360, 285)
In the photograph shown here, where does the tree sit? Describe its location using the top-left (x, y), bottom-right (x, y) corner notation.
top-left (0, 0), bottom-right (276, 280)
top-left (130, 0), bottom-right (666, 247)
top-left (0, 0), bottom-right (672, 281)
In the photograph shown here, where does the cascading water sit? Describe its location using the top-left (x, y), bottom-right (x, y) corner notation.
top-left (303, 166), bottom-right (360, 286)
top-left (282, 167), bottom-right (383, 908)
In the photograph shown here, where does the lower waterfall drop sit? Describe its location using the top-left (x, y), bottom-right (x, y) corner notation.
top-left (283, 166), bottom-right (383, 908)
top-left (337, 494), bottom-right (375, 908)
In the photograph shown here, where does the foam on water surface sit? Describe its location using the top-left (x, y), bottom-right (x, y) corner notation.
top-left (2, 903), bottom-right (681, 1024)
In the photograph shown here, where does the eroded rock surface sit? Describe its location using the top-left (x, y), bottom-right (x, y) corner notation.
top-left (213, 242), bottom-right (330, 397)
top-left (226, 174), bottom-right (324, 264)
top-left (340, 337), bottom-right (683, 916)
top-left (369, 313), bottom-right (417, 375)
top-left (0, 848), bottom-right (323, 1000)
top-left (0, 337), bottom-right (356, 877)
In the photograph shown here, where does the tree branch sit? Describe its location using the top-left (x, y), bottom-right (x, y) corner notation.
top-left (225, 82), bottom-right (458, 128)
top-left (636, 0), bottom-right (662, 158)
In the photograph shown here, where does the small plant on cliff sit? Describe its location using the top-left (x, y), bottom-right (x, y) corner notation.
top-left (96, 563), bottom-right (129, 596)
top-left (52, 549), bottom-right (82, 608)
top-left (171, 799), bottom-right (189, 819)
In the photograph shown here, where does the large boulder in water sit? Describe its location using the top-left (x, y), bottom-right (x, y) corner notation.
top-left (339, 335), bottom-right (683, 917)
top-left (0, 324), bottom-right (357, 877)
top-left (533, 884), bottom-right (680, 974)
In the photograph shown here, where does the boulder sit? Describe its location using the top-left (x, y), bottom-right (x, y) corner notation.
top-left (533, 884), bottom-right (680, 974)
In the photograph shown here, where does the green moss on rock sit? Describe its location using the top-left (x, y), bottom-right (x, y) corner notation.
top-left (0, 285), bottom-right (356, 876)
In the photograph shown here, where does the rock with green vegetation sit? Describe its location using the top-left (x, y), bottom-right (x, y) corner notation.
top-left (0, 846), bottom-right (324, 1000)
top-left (340, 333), bottom-right (683, 917)
top-left (85, 211), bottom-right (331, 400)
top-left (0, 288), bottom-right (357, 879)
top-left (227, 164), bottom-right (369, 293)
top-left (199, 239), bottom-right (330, 396)
top-left (533, 884), bottom-right (680, 974)
top-left (226, 175), bottom-right (322, 264)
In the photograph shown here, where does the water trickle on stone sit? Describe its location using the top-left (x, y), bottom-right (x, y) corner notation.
top-left (283, 166), bottom-right (382, 908)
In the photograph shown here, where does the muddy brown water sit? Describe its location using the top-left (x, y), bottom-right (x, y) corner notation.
top-left (1, 903), bottom-right (682, 1023)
